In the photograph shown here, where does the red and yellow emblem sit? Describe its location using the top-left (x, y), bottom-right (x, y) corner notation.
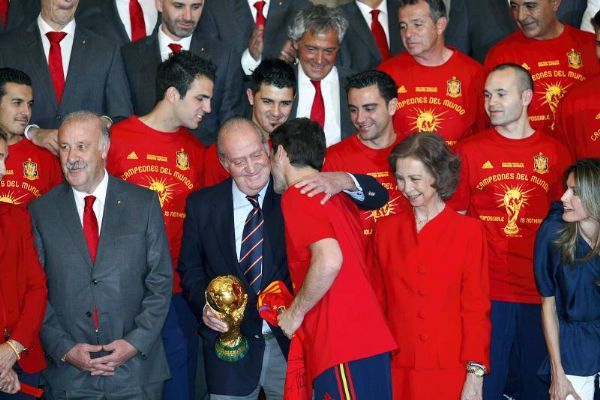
top-left (567, 49), bottom-right (582, 69)
top-left (533, 152), bottom-right (549, 174)
top-left (23, 159), bottom-right (39, 181)
top-left (446, 76), bottom-right (462, 98)
top-left (176, 148), bottom-right (190, 171)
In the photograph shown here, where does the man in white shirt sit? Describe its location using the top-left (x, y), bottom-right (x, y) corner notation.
top-left (289, 4), bottom-right (354, 147)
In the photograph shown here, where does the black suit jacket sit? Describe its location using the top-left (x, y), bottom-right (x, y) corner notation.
top-left (121, 30), bottom-right (243, 146)
top-left (338, 0), bottom-right (404, 73)
top-left (0, 0), bottom-right (39, 32)
top-left (0, 22), bottom-right (133, 128)
top-left (76, 0), bottom-right (159, 46)
top-left (446, 0), bottom-right (588, 64)
top-left (178, 179), bottom-right (289, 396)
top-left (292, 66), bottom-right (355, 142)
top-left (199, 0), bottom-right (310, 70)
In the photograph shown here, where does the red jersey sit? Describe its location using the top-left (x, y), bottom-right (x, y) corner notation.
top-left (281, 186), bottom-right (396, 384)
top-left (203, 142), bottom-right (229, 187)
top-left (553, 73), bottom-right (600, 159)
top-left (371, 207), bottom-right (490, 371)
top-left (484, 25), bottom-right (600, 131)
top-left (107, 116), bottom-right (205, 293)
top-left (0, 204), bottom-right (47, 373)
top-left (378, 49), bottom-right (486, 147)
top-left (0, 139), bottom-right (61, 206)
top-left (450, 128), bottom-right (572, 304)
top-left (323, 134), bottom-right (408, 236)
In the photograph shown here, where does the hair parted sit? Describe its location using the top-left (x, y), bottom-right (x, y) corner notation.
top-left (156, 50), bottom-right (216, 101)
top-left (389, 132), bottom-right (460, 200)
top-left (346, 70), bottom-right (398, 103)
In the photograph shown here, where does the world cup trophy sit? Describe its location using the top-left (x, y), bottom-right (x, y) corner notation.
top-left (205, 275), bottom-right (249, 362)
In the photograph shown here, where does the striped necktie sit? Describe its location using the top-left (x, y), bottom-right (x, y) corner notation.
top-left (240, 194), bottom-right (264, 293)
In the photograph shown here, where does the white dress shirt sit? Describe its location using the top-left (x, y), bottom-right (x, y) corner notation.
top-left (296, 66), bottom-right (342, 147)
top-left (115, 0), bottom-right (158, 40)
top-left (580, 0), bottom-right (600, 32)
top-left (72, 170), bottom-right (109, 234)
top-left (158, 24), bottom-right (193, 61)
top-left (355, 0), bottom-right (390, 46)
top-left (241, 0), bottom-right (272, 75)
top-left (38, 15), bottom-right (76, 79)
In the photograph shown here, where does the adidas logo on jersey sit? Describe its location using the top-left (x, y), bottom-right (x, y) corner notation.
top-left (127, 152), bottom-right (139, 160)
top-left (398, 85), bottom-right (407, 94)
top-left (482, 161), bottom-right (494, 169)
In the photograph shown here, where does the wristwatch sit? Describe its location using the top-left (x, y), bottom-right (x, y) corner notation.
top-left (467, 361), bottom-right (486, 377)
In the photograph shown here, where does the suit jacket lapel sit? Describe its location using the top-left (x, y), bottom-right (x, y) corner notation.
top-left (108, 0), bottom-right (131, 44)
top-left (63, 28), bottom-right (91, 110)
top-left (347, 3), bottom-right (381, 61)
top-left (233, 0), bottom-right (254, 40)
top-left (260, 180), bottom-right (281, 288)
top-left (212, 183), bottom-right (246, 281)
top-left (94, 176), bottom-right (126, 267)
top-left (388, 0), bottom-right (404, 54)
top-left (57, 183), bottom-right (93, 267)
top-left (23, 23), bottom-right (58, 112)
top-left (263, 0), bottom-right (286, 51)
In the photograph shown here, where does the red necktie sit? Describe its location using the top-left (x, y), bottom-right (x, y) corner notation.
top-left (129, 0), bottom-right (146, 41)
top-left (254, 1), bottom-right (266, 27)
top-left (83, 195), bottom-right (100, 336)
top-left (310, 80), bottom-right (325, 128)
top-left (83, 195), bottom-right (99, 263)
top-left (370, 10), bottom-right (390, 60)
top-left (46, 31), bottom-right (67, 104)
top-left (0, 0), bottom-right (8, 29)
top-left (168, 43), bottom-right (182, 53)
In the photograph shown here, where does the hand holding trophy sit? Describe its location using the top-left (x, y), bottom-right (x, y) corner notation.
top-left (205, 275), bottom-right (249, 362)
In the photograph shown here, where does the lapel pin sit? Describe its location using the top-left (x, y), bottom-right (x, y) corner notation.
top-left (117, 200), bottom-right (122, 205)
top-left (82, 40), bottom-right (86, 45)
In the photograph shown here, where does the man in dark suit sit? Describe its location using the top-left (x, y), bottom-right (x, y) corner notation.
top-left (29, 112), bottom-right (172, 400)
top-left (76, 0), bottom-right (159, 45)
top-left (338, 0), bottom-right (404, 73)
top-left (199, 0), bottom-right (309, 77)
top-left (0, 0), bottom-right (133, 155)
top-left (121, 0), bottom-right (243, 146)
top-left (179, 117), bottom-right (388, 399)
top-left (0, 0), bottom-right (40, 32)
top-left (289, 4), bottom-right (354, 147)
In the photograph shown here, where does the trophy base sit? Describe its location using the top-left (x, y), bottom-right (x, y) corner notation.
top-left (215, 337), bottom-right (249, 362)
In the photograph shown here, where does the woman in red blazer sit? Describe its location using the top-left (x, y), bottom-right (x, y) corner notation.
top-left (0, 133), bottom-right (47, 397)
top-left (370, 133), bottom-right (491, 400)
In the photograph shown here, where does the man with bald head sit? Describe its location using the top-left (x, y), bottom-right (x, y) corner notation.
top-left (29, 112), bottom-right (172, 399)
top-left (179, 117), bottom-right (388, 399)
top-left (484, 0), bottom-right (599, 132)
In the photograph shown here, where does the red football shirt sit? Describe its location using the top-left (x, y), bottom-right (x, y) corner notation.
top-left (203, 142), bottom-right (229, 187)
top-left (450, 128), bottom-right (572, 303)
top-left (281, 186), bottom-right (396, 384)
top-left (484, 25), bottom-right (600, 131)
top-left (378, 49), bottom-right (486, 147)
top-left (553, 73), bottom-right (600, 159)
top-left (0, 139), bottom-right (62, 206)
top-left (107, 116), bottom-right (205, 293)
top-left (323, 134), bottom-right (408, 236)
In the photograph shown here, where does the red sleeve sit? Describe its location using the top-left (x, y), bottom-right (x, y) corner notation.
top-left (203, 143), bottom-right (230, 187)
top-left (282, 188), bottom-right (335, 249)
top-left (459, 219), bottom-right (491, 369)
top-left (11, 211), bottom-right (47, 349)
top-left (367, 222), bottom-right (388, 315)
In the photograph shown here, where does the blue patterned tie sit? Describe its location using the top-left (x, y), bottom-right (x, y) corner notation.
top-left (240, 194), bottom-right (264, 293)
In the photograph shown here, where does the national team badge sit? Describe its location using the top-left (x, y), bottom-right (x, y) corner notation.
top-left (567, 49), bottom-right (582, 69)
top-left (23, 159), bottom-right (39, 181)
top-left (533, 152), bottom-right (549, 174)
top-left (176, 149), bottom-right (190, 171)
top-left (446, 77), bottom-right (462, 98)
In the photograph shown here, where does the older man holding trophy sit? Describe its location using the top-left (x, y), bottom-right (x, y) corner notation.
top-left (179, 117), bottom-right (388, 400)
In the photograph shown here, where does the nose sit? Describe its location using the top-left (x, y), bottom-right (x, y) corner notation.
top-left (203, 99), bottom-right (211, 114)
top-left (560, 189), bottom-right (570, 203)
top-left (515, 6), bottom-right (529, 22)
top-left (314, 50), bottom-right (324, 65)
top-left (183, 7), bottom-right (192, 21)
top-left (272, 103), bottom-right (282, 117)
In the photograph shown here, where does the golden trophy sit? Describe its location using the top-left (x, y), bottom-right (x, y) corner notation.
top-left (205, 275), bottom-right (249, 362)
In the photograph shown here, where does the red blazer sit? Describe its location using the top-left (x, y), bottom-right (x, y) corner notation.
top-left (0, 204), bottom-right (47, 373)
top-left (370, 206), bottom-right (491, 370)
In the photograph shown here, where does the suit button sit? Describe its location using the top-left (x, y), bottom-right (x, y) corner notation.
top-left (92, 279), bottom-right (98, 285)
top-left (85, 311), bottom-right (92, 317)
